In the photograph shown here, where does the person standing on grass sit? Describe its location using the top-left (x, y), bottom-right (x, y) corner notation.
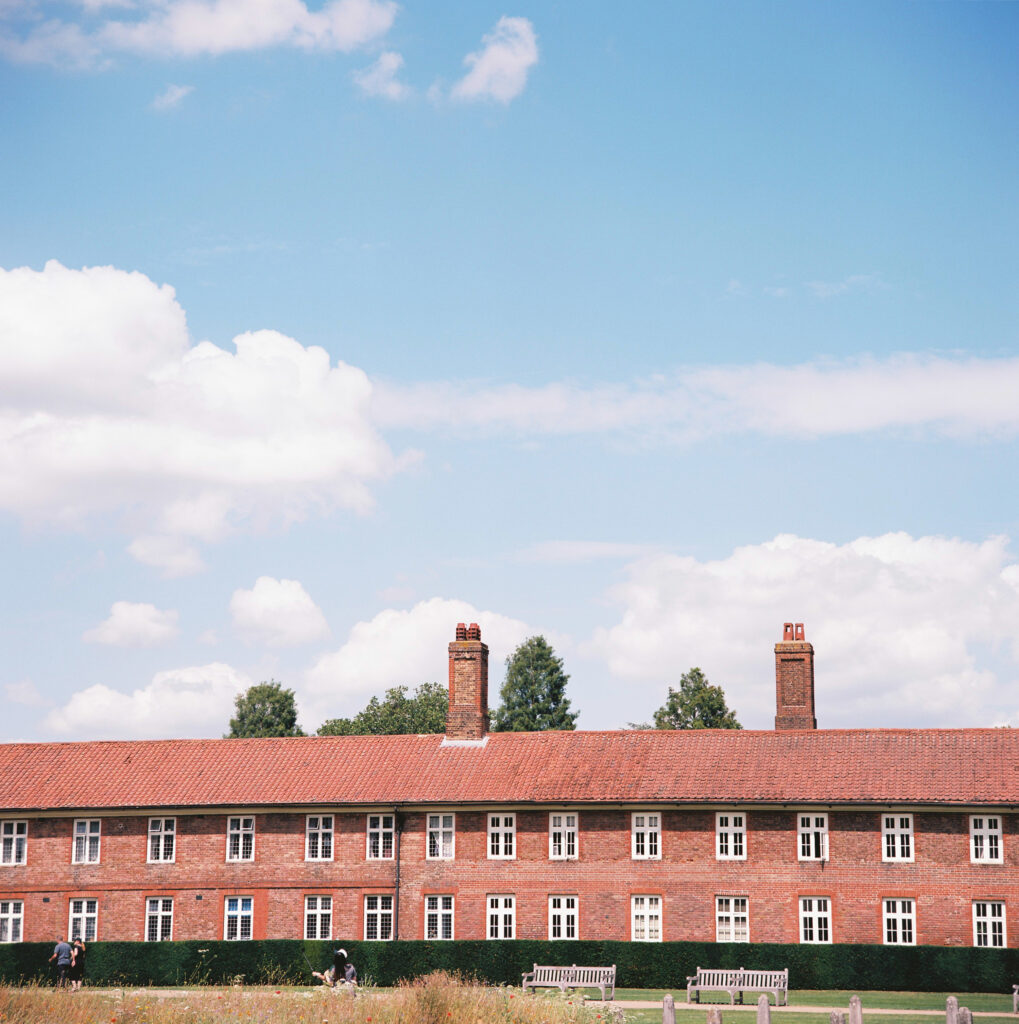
top-left (69, 938), bottom-right (86, 991)
top-left (48, 937), bottom-right (72, 988)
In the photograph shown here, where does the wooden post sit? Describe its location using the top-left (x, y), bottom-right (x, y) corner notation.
top-left (959, 1007), bottom-right (973, 1024)
top-left (849, 995), bottom-right (863, 1024)
top-left (707, 1007), bottom-right (723, 1024)
top-left (946, 996), bottom-right (959, 1024)
top-left (830, 1012), bottom-right (847, 1024)
top-left (757, 993), bottom-right (771, 1024)
top-left (663, 993), bottom-right (676, 1024)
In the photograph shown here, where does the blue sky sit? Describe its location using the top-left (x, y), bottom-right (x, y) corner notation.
top-left (2, 1), bottom-right (1018, 741)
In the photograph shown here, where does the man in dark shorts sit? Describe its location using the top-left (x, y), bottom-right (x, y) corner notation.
top-left (48, 937), bottom-right (72, 988)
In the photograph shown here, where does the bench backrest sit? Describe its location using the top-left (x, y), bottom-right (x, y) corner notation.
top-left (693, 968), bottom-right (787, 987)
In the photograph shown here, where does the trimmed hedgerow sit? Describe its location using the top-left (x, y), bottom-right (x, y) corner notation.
top-left (4, 939), bottom-right (1017, 991)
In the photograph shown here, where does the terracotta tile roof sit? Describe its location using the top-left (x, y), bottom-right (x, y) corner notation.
top-left (0, 728), bottom-right (1016, 813)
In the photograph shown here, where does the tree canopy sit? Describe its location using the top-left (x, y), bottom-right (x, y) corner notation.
top-left (317, 682), bottom-right (448, 736)
top-left (227, 680), bottom-right (305, 738)
top-left (632, 667), bottom-right (742, 730)
top-left (492, 635), bottom-right (577, 732)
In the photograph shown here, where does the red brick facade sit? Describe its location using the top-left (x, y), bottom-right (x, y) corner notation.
top-left (0, 623), bottom-right (1014, 949)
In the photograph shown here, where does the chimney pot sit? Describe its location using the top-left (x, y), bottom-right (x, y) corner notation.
top-left (783, 622), bottom-right (794, 641)
top-left (467, 622), bottom-right (481, 640)
top-left (455, 622), bottom-right (467, 641)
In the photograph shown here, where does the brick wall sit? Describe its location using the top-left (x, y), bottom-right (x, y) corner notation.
top-left (1, 807), bottom-right (1013, 946)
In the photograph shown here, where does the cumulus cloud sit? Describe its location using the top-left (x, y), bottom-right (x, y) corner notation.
top-left (373, 353), bottom-right (1019, 441)
top-left (151, 83), bottom-right (193, 110)
top-left (83, 601), bottom-right (180, 646)
top-left (451, 16), bottom-right (537, 103)
top-left (0, 261), bottom-right (402, 573)
top-left (590, 533), bottom-right (1019, 729)
top-left (353, 51), bottom-right (409, 100)
top-left (230, 576), bottom-right (329, 647)
top-left (302, 597), bottom-right (537, 724)
top-left (4, 680), bottom-right (49, 708)
top-left (44, 662), bottom-right (251, 739)
top-left (1, 0), bottom-right (395, 67)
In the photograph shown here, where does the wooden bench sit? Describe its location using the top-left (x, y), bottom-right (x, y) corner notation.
top-left (686, 967), bottom-right (788, 1006)
top-left (522, 964), bottom-right (616, 1000)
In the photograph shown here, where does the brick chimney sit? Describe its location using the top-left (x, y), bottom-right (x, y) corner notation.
top-left (774, 622), bottom-right (817, 730)
top-left (445, 622), bottom-right (489, 741)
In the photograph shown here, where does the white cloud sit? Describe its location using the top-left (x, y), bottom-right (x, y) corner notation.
top-left (353, 50), bottom-right (409, 100)
top-left (373, 353), bottom-right (1019, 441)
top-left (451, 16), bottom-right (537, 104)
top-left (302, 597), bottom-right (536, 723)
top-left (4, 680), bottom-right (49, 708)
top-left (806, 273), bottom-right (883, 299)
top-left (151, 83), bottom-right (193, 110)
top-left (230, 576), bottom-right (329, 647)
top-left (83, 601), bottom-right (180, 646)
top-left (0, 261), bottom-right (403, 571)
top-left (517, 540), bottom-right (657, 563)
top-left (590, 533), bottom-right (1019, 729)
top-left (2, 0), bottom-right (395, 66)
top-left (44, 661), bottom-right (251, 739)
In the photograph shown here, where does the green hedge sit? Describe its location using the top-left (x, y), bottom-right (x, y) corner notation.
top-left (2, 939), bottom-right (1016, 991)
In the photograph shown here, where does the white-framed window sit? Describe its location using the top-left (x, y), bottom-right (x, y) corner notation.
top-left (970, 816), bottom-right (1003, 863)
top-left (427, 813), bottom-right (455, 860)
top-left (549, 813), bottom-right (578, 860)
top-left (631, 812), bottom-right (661, 860)
top-left (716, 896), bottom-right (749, 942)
top-left (0, 900), bottom-right (23, 942)
top-left (488, 814), bottom-right (515, 860)
top-left (72, 819), bottom-right (101, 864)
top-left (716, 812), bottom-right (746, 860)
top-left (69, 897), bottom-right (98, 941)
top-left (367, 814), bottom-right (395, 860)
top-left (883, 898), bottom-right (915, 945)
top-left (364, 894), bottom-right (393, 940)
top-left (798, 813), bottom-right (828, 861)
top-left (631, 895), bottom-right (662, 942)
top-left (425, 895), bottom-right (454, 940)
top-left (224, 896), bottom-right (253, 940)
top-left (549, 895), bottom-right (578, 940)
top-left (487, 894), bottom-right (515, 939)
top-left (146, 897), bottom-right (173, 941)
top-left (306, 815), bottom-right (333, 861)
top-left (973, 901), bottom-right (1006, 948)
top-left (226, 817), bottom-right (255, 862)
top-left (798, 897), bottom-right (831, 944)
top-left (0, 821), bottom-right (27, 866)
top-left (148, 818), bottom-right (176, 863)
top-left (305, 895), bottom-right (332, 939)
top-left (882, 814), bottom-right (913, 862)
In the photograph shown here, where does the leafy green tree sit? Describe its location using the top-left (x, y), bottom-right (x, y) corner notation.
top-left (639, 667), bottom-right (741, 730)
top-left (317, 682), bottom-right (448, 736)
top-left (492, 635), bottom-right (578, 732)
top-left (227, 681), bottom-right (305, 738)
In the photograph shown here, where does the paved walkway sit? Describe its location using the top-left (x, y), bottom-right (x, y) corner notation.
top-left (593, 1002), bottom-right (1010, 1018)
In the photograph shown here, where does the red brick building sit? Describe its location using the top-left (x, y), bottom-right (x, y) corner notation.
top-left (0, 622), bottom-right (1014, 950)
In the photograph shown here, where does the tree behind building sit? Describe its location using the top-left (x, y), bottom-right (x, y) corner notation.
top-left (640, 667), bottom-right (741, 730)
top-left (492, 635), bottom-right (577, 732)
top-left (317, 682), bottom-right (448, 735)
top-left (227, 681), bottom-right (305, 738)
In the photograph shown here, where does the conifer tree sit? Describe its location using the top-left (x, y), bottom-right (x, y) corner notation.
top-left (648, 667), bottom-right (741, 730)
top-left (492, 635), bottom-right (577, 732)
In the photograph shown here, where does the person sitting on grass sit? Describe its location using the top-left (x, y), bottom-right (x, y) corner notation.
top-left (312, 949), bottom-right (356, 992)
